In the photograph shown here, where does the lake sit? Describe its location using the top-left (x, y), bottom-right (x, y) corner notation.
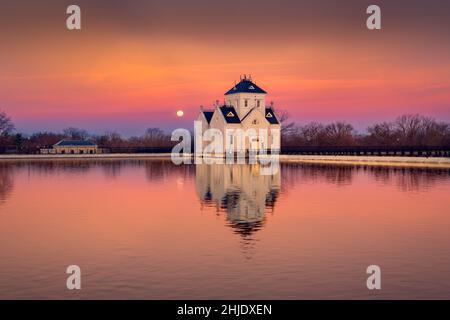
top-left (0, 159), bottom-right (449, 299)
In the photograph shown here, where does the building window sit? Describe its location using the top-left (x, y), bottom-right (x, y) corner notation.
top-left (252, 119), bottom-right (258, 125)
top-left (257, 100), bottom-right (260, 107)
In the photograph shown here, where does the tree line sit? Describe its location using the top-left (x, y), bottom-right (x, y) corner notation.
top-left (0, 110), bottom-right (449, 153)
top-left (0, 111), bottom-right (173, 153)
top-left (280, 113), bottom-right (450, 147)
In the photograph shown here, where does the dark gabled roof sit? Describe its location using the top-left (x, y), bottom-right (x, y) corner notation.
top-left (265, 108), bottom-right (279, 125)
top-left (240, 107), bottom-right (280, 125)
top-left (225, 79), bottom-right (267, 95)
top-left (203, 111), bottom-right (214, 124)
top-left (219, 106), bottom-right (241, 123)
top-left (54, 140), bottom-right (97, 147)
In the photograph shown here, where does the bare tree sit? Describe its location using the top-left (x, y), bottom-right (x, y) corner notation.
top-left (143, 128), bottom-right (172, 147)
top-left (367, 114), bottom-right (450, 146)
top-left (394, 114), bottom-right (425, 145)
top-left (276, 109), bottom-right (295, 138)
top-left (0, 110), bottom-right (15, 137)
top-left (28, 132), bottom-right (65, 148)
top-left (366, 121), bottom-right (398, 146)
top-left (323, 122), bottom-right (356, 146)
top-left (106, 131), bottom-right (125, 147)
top-left (63, 127), bottom-right (89, 140)
top-left (298, 122), bottom-right (325, 146)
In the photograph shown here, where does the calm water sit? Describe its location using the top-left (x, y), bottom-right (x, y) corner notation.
top-left (0, 160), bottom-right (449, 299)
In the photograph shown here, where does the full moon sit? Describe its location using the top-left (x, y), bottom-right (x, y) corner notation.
top-left (176, 110), bottom-right (184, 117)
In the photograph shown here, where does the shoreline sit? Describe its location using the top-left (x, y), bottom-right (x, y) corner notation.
top-left (278, 155), bottom-right (450, 169)
top-left (0, 153), bottom-right (175, 160)
top-left (0, 153), bottom-right (449, 169)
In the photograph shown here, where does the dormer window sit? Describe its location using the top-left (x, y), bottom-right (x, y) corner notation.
top-left (249, 85), bottom-right (255, 90)
top-left (266, 112), bottom-right (273, 118)
top-left (227, 111), bottom-right (234, 117)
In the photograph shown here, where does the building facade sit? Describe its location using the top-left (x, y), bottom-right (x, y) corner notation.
top-left (47, 140), bottom-right (99, 154)
top-left (196, 76), bottom-right (281, 155)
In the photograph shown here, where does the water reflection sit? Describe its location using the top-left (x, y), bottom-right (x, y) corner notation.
top-left (0, 163), bottom-right (14, 203)
top-left (0, 159), bottom-right (195, 181)
top-left (0, 159), bottom-right (449, 298)
top-left (368, 166), bottom-right (450, 192)
top-left (194, 162), bottom-right (450, 248)
top-left (144, 160), bottom-right (194, 182)
top-left (281, 163), bottom-right (354, 187)
top-left (280, 163), bottom-right (450, 192)
top-left (0, 160), bottom-right (448, 207)
top-left (196, 164), bottom-right (281, 239)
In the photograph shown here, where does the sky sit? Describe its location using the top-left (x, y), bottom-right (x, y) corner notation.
top-left (0, 0), bottom-right (449, 136)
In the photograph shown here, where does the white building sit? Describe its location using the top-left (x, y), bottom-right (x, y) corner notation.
top-left (196, 76), bottom-right (281, 155)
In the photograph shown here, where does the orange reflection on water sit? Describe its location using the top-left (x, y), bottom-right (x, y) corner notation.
top-left (0, 160), bottom-right (449, 299)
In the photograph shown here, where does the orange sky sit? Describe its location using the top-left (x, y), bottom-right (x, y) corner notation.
top-left (0, 0), bottom-right (449, 135)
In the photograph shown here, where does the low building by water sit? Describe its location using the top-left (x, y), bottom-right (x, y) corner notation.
top-left (41, 140), bottom-right (99, 154)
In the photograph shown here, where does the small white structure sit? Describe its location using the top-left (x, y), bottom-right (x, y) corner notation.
top-left (197, 75), bottom-right (281, 155)
top-left (51, 140), bottom-right (98, 154)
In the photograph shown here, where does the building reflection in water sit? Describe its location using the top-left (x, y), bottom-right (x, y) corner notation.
top-left (195, 164), bottom-right (281, 240)
top-left (0, 163), bottom-right (14, 203)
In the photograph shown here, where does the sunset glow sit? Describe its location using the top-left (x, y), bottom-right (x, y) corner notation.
top-left (1, 0), bottom-right (449, 135)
